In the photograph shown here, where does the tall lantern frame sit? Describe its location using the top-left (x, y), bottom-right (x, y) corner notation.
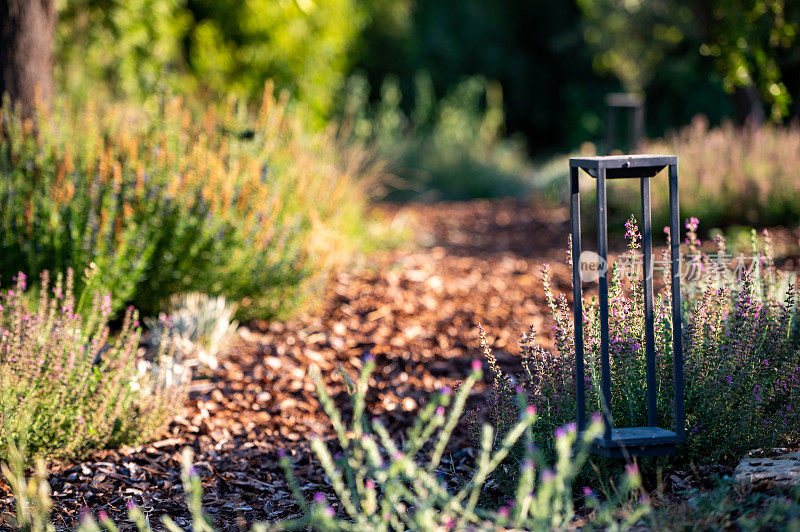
top-left (569, 154), bottom-right (684, 458)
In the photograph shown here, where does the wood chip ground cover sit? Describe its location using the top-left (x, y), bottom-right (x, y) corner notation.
top-left (1, 199), bottom-right (798, 530)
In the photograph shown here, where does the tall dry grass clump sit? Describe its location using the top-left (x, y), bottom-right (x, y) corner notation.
top-left (636, 117), bottom-right (800, 229)
top-left (0, 85), bottom-right (384, 320)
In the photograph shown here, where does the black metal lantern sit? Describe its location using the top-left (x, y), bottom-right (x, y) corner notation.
top-left (569, 155), bottom-right (684, 458)
top-left (602, 93), bottom-right (645, 155)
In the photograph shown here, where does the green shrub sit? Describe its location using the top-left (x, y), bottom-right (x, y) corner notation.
top-left (0, 270), bottom-right (182, 462)
top-left (4, 360), bottom-right (648, 530)
top-left (0, 89), bottom-right (382, 319)
top-left (649, 477), bottom-right (800, 531)
top-left (56, 0), bottom-right (366, 116)
top-left (474, 216), bottom-right (800, 494)
top-left (344, 74), bottom-right (534, 201)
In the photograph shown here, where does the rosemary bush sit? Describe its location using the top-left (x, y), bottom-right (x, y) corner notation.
top-left (0, 88), bottom-right (381, 319)
top-left (474, 216), bottom-right (800, 483)
top-left (0, 270), bottom-right (183, 462)
top-left (5, 360), bottom-right (648, 530)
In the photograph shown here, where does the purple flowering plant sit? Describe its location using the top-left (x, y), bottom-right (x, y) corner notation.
top-left (58, 360), bottom-right (646, 531)
top-left (472, 215), bottom-right (800, 488)
top-left (0, 269), bottom-right (183, 461)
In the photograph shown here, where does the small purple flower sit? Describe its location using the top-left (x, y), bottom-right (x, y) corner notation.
top-left (98, 510), bottom-right (108, 521)
top-left (440, 386), bottom-right (451, 397)
top-left (497, 506), bottom-right (510, 518)
top-left (365, 479), bottom-right (375, 490)
top-left (126, 499), bottom-right (136, 511)
top-left (582, 486), bottom-right (593, 497)
top-left (100, 294), bottom-right (112, 317)
top-left (435, 406), bottom-right (445, 417)
top-left (471, 360), bottom-right (482, 372)
top-left (324, 506), bottom-right (335, 518)
top-left (540, 469), bottom-right (554, 482)
top-left (313, 492), bottom-right (326, 504)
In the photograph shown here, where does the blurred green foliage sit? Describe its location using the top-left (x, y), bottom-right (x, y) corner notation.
top-left (577, 0), bottom-right (800, 121)
top-left (344, 74), bottom-right (533, 200)
top-left (56, 0), bottom-right (365, 115)
top-left (697, 0), bottom-right (800, 121)
top-left (52, 0), bottom-right (800, 200)
top-left (56, 0), bottom-right (192, 100)
top-left (354, 0), bottom-right (736, 152)
top-left (577, 0), bottom-right (694, 92)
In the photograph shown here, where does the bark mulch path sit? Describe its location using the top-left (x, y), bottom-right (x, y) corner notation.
top-left (0, 199), bottom-right (579, 530)
top-left (2, 198), bottom-right (799, 530)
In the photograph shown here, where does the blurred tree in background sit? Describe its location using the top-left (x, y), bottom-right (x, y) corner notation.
top-left (185, 0), bottom-right (365, 116)
top-left (577, 0), bottom-right (693, 93)
top-left (693, 0), bottom-right (799, 122)
top-left (1, 0), bottom-right (56, 116)
top-left (353, 0), bottom-right (740, 152)
top-left (44, 0), bottom-right (800, 155)
top-left (577, 0), bottom-right (799, 123)
top-left (56, 0), bottom-right (365, 115)
top-left (56, 0), bottom-right (190, 101)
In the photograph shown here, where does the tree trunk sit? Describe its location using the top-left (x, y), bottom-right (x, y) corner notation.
top-left (732, 82), bottom-right (766, 126)
top-left (0, 0), bottom-right (56, 116)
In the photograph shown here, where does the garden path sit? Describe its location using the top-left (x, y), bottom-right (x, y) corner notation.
top-left (3, 198), bottom-right (799, 529)
top-left (0, 199), bottom-right (575, 529)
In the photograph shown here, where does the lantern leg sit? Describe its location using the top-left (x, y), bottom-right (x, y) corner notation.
top-left (597, 166), bottom-right (612, 441)
top-left (669, 163), bottom-right (685, 441)
top-left (570, 167), bottom-right (585, 433)
top-left (641, 177), bottom-right (657, 427)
